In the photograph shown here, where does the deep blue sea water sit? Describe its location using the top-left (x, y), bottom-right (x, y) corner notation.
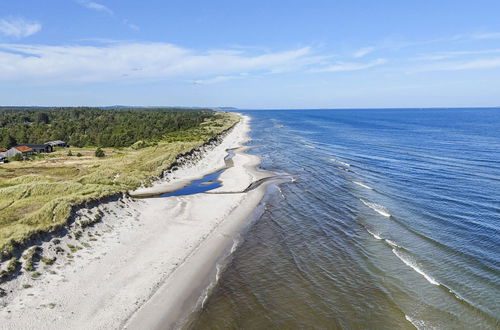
top-left (192, 108), bottom-right (500, 329)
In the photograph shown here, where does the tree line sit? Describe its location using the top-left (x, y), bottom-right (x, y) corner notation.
top-left (0, 107), bottom-right (215, 148)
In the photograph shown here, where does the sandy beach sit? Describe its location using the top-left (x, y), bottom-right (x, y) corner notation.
top-left (0, 115), bottom-right (275, 329)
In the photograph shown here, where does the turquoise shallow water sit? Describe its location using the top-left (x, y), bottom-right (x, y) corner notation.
top-left (190, 108), bottom-right (500, 329)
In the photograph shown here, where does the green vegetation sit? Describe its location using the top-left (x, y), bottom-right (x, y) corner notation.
top-left (12, 153), bottom-right (23, 162)
top-left (41, 257), bottom-right (56, 265)
top-left (31, 271), bottom-right (42, 279)
top-left (0, 108), bottom-right (240, 258)
top-left (94, 148), bottom-right (105, 158)
top-left (0, 107), bottom-right (215, 148)
top-left (1, 257), bottom-right (19, 279)
top-left (22, 246), bottom-right (42, 271)
top-left (80, 213), bottom-right (102, 229)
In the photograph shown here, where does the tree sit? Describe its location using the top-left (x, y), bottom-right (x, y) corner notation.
top-left (36, 112), bottom-right (49, 124)
top-left (2, 135), bottom-right (17, 149)
top-left (95, 148), bottom-right (105, 158)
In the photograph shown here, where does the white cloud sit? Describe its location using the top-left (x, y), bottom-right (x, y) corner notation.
top-left (312, 58), bottom-right (387, 72)
top-left (452, 32), bottom-right (500, 41)
top-left (0, 17), bottom-right (41, 38)
top-left (414, 57), bottom-right (500, 72)
top-left (0, 42), bottom-right (319, 84)
top-left (77, 1), bottom-right (114, 15)
top-left (193, 74), bottom-right (248, 85)
top-left (353, 47), bottom-right (374, 58)
top-left (414, 49), bottom-right (500, 61)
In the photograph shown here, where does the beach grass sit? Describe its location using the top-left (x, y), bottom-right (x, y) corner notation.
top-left (0, 112), bottom-right (240, 257)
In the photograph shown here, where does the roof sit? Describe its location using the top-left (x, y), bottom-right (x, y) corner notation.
top-left (15, 146), bottom-right (33, 152)
top-left (24, 144), bottom-right (51, 148)
top-left (0, 148), bottom-right (6, 152)
top-left (44, 140), bottom-right (66, 146)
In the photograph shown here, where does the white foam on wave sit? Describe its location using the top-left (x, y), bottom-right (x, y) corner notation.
top-left (276, 186), bottom-right (285, 199)
top-left (360, 199), bottom-right (391, 217)
top-left (365, 227), bottom-right (382, 240)
top-left (392, 249), bottom-right (440, 286)
top-left (352, 181), bottom-right (373, 190)
top-left (330, 158), bottom-right (351, 167)
top-left (405, 314), bottom-right (428, 330)
top-left (385, 239), bottom-right (402, 248)
top-left (305, 144), bottom-right (316, 149)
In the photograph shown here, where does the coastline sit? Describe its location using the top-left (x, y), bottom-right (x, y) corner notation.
top-left (0, 114), bottom-right (274, 329)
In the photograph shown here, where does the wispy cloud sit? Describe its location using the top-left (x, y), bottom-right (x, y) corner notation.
top-left (0, 42), bottom-right (320, 84)
top-left (452, 31), bottom-right (500, 41)
top-left (77, 0), bottom-right (114, 15)
top-left (413, 57), bottom-right (500, 72)
top-left (0, 17), bottom-right (41, 38)
top-left (353, 47), bottom-right (374, 58)
top-left (123, 19), bottom-right (139, 31)
top-left (193, 74), bottom-right (248, 85)
top-left (414, 49), bottom-right (500, 61)
top-left (76, 1), bottom-right (139, 31)
top-left (312, 58), bottom-right (387, 73)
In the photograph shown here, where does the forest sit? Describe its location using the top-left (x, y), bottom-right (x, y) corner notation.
top-left (0, 107), bottom-right (217, 148)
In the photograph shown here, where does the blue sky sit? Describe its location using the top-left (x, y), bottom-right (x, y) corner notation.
top-left (1, 0), bottom-right (500, 108)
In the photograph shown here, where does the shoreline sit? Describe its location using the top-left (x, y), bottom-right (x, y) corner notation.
top-left (0, 115), bottom-right (276, 329)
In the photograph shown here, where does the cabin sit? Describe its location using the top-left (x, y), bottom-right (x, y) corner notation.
top-left (23, 144), bottom-right (53, 153)
top-left (44, 140), bottom-right (68, 148)
top-left (4, 146), bottom-right (34, 158)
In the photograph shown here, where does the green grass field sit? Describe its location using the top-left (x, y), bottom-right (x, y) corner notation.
top-left (0, 112), bottom-right (240, 257)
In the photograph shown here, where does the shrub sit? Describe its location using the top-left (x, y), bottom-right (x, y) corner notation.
top-left (1, 257), bottom-right (19, 279)
top-left (76, 152), bottom-right (82, 157)
top-left (74, 230), bottom-right (83, 240)
top-left (80, 213), bottom-right (102, 229)
top-left (41, 257), bottom-right (56, 265)
top-left (95, 148), bottom-right (105, 158)
top-left (13, 153), bottom-right (23, 161)
top-left (67, 150), bottom-right (73, 156)
top-left (23, 246), bottom-right (41, 272)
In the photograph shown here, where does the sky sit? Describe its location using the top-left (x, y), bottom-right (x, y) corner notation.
top-left (1, 0), bottom-right (500, 108)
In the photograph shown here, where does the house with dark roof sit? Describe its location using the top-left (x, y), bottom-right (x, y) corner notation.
top-left (23, 144), bottom-right (53, 153)
top-left (44, 140), bottom-right (68, 148)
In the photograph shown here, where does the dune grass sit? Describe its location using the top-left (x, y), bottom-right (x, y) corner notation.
top-left (0, 112), bottom-right (240, 257)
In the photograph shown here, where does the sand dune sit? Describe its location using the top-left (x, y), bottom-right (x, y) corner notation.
top-left (0, 115), bottom-right (274, 329)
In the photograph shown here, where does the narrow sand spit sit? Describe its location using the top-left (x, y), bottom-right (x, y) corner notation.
top-left (0, 115), bottom-right (276, 330)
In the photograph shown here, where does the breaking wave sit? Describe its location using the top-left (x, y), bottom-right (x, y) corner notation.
top-left (352, 181), bottom-right (373, 190)
top-left (365, 227), bottom-right (382, 240)
top-left (392, 249), bottom-right (440, 286)
top-left (360, 199), bottom-right (391, 217)
top-left (405, 314), bottom-right (426, 330)
top-left (330, 158), bottom-right (351, 167)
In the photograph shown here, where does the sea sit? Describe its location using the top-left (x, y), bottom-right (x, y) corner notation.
top-left (190, 108), bottom-right (500, 329)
